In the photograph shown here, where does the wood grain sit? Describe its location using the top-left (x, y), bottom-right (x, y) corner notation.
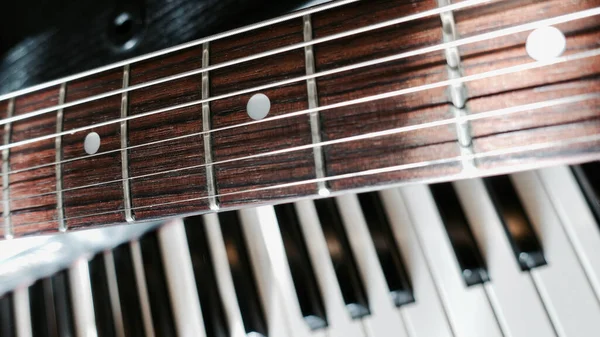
top-left (454, 0), bottom-right (600, 169)
top-left (210, 18), bottom-right (315, 207)
top-left (1, 0), bottom-right (599, 238)
top-left (128, 46), bottom-right (209, 219)
top-left (63, 69), bottom-right (125, 229)
top-left (9, 86), bottom-right (59, 236)
top-left (0, 100), bottom-right (6, 237)
top-left (313, 0), bottom-right (462, 190)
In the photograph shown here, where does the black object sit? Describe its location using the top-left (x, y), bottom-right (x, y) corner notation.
top-left (185, 216), bottom-right (230, 337)
top-left (0, 293), bottom-right (17, 337)
top-left (219, 211), bottom-right (268, 337)
top-left (51, 271), bottom-right (76, 337)
top-left (430, 183), bottom-right (489, 286)
top-left (113, 243), bottom-right (146, 337)
top-left (572, 162), bottom-right (600, 229)
top-left (140, 231), bottom-right (177, 337)
top-left (88, 253), bottom-right (117, 337)
top-left (275, 203), bottom-right (328, 330)
top-left (485, 175), bottom-right (547, 270)
top-left (314, 198), bottom-right (370, 319)
top-left (357, 192), bottom-right (414, 307)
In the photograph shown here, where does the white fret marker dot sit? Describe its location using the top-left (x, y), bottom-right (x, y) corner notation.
top-left (526, 26), bottom-right (566, 62)
top-left (84, 132), bottom-right (101, 155)
top-left (247, 93), bottom-right (271, 120)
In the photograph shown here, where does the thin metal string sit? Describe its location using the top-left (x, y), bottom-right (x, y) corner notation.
top-left (6, 90), bottom-right (599, 203)
top-left (4, 7), bottom-right (600, 175)
top-left (0, 0), bottom-right (493, 128)
top-left (11, 131), bottom-right (600, 230)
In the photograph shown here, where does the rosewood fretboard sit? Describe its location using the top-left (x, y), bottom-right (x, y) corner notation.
top-left (0, 0), bottom-right (599, 238)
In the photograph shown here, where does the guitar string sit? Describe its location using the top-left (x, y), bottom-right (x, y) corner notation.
top-left (5, 84), bottom-right (599, 204)
top-left (10, 131), bottom-right (600, 230)
top-left (0, 0), bottom-right (362, 102)
top-left (4, 7), bottom-right (599, 175)
top-left (3, 47), bottom-right (599, 202)
top-left (0, 0), bottom-right (493, 127)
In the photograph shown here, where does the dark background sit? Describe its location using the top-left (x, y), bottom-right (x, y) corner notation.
top-left (0, 0), bottom-right (316, 94)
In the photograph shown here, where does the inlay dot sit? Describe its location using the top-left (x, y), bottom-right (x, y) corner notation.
top-left (526, 26), bottom-right (566, 62)
top-left (84, 132), bottom-right (101, 155)
top-left (246, 93), bottom-right (271, 120)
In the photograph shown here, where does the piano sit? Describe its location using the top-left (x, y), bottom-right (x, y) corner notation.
top-left (0, 0), bottom-right (599, 336)
top-left (1, 162), bottom-right (600, 337)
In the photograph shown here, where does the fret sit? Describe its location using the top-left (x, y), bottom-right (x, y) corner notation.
top-left (303, 14), bottom-right (330, 197)
top-left (127, 45), bottom-right (209, 220)
top-left (437, 0), bottom-right (475, 172)
top-left (202, 42), bottom-right (220, 211)
top-left (55, 84), bottom-right (67, 232)
top-left (2, 98), bottom-right (14, 239)
top-left (10, 86), bottom-right (60, 236)
top-left (121, 65), bottom-right (135, 222)
top-left (455, 0), bottom-right (600, 169)
top-left (211, 18), bottom-right (314, 207)
top-left (314, 0), bottom-right (461, 191)
top-left (62, 69), bottom-right (125, 229)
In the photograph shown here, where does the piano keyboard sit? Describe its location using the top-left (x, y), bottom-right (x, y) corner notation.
top-left (1, 165), bottom-right (600, 337)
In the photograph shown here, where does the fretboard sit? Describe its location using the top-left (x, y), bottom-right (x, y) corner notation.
top-left (0, 0), bottom-right (599, 239)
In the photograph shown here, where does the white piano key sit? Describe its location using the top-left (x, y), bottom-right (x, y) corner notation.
top-left (203, 213), bottom-right (247, 337)
top-left (240, 205), bottom-right (326, 337)
top-left (379, 188), bottom-right (454, 337)
top-left (335, 194), bottom-right (409, 337)
top-left (13, 287), bottom-right (32, 337)
top-left (538, 166), bottom-right (600, 298)
top-left (130, 240), bottom-right (156, 337)
top-left (511, 171), bottom-right (600, 337)
top-left (400, 184), bottom-right (503, 337)
top-left (103, 250), bottom-right (126, 337)
top-left (69, 258), bottom-right (98, 337)
top-left (295, 200), bottom-right (366, 337)
top-left (157, 219), bottom-right (206, 337)
top-left (453, 178), bottom-right (557, 337)
top-left (239, 207), bottom-right (292, 337)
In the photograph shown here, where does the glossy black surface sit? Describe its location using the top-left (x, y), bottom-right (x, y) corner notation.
top-left (430, 183), bottom-right (489, 286)
top-left (357, 192), bottom-right (414, 307)
top-left (219, 211), bottom-right (268, 336)
top-left (573, 162), bottom-right (600, 229)
top-left (185, 216), bottom-right (229, 337)
top-left (113, 243), bottom-right (145, 337)
top-left (0, 293), bottom-right (16, 337)
top-left (140, 231), bottom-right (177, 337)
top-left (484, 175), bottom-right (547, 270)
top-left (275, 203), bottom-right (328, 330)
top-left (314, 198), bottom-right (370, 319)
top-left (29, 279), bottom-right (53, 337)
top-left (51, 271), bottom-right (75, 337)
top-left (88, 253), bottom-right (117, 337)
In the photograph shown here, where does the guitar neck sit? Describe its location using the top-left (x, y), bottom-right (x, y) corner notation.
top-left (0, 0), bottom-right (599, 239)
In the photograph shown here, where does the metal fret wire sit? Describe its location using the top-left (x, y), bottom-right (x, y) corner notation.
top-left (6, 88), bottom-right (600, 203)
top-left (4, 7), bottom-right (600, 175)
top-left (12, 131), bottom-right (600, 230)
top-left (0, 0), bottom-right (361, 102)
top-left (0, 0), bottom-right (492, 128)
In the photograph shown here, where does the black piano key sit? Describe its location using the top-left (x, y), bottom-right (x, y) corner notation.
top-left (484, 175), bottom-right (547, 270)
top-left (139, 231), bottom-right (177, 337)
top-left (275, 203), bottom-right (328, 330)
top-left (113, 243), bottom-right (146, 337)
top-left (88, 253), bottom-right (116, 337)
top-left (0, 293), bottom-right (16, 337)
top-left (219, 211), bottom-right (268, 337)
top-left (29, 279), bottom-right (53, 337)
top-left (572, 162), bottom-right (600, 228)
top-left (357, 192), bottom-right (415, 307)
top-left (314, 198), bottom-right (370, 319)
top-left (51, 271), bottom-right (76, 337)
top-left (184, 216), bottom-right (229, 337)
top-left (430, 183), bottom-right (489, 286)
